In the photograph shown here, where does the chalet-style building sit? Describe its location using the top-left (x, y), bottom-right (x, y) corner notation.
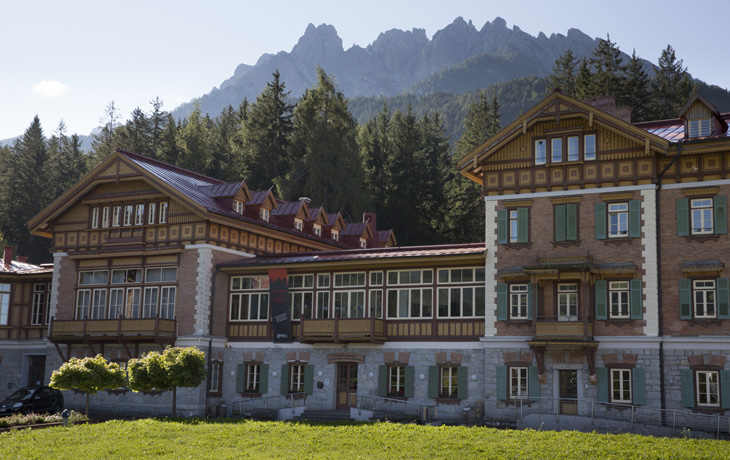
top-left (457, 90), bottom-right (730, 421)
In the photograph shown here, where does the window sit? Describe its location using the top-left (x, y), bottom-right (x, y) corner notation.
top-left (387, 270), bottom-right (432, 286)
top-left (535, 139), bottom-right (546, 165)
top-left (135, 204), bottom-right (144, 225)
top-left (31, 284), bottom-right (46, 325)
top-left (230, 293), bottom-right (269, 321)
top-left (510, 367), bottom-right (528, 399)
top-left (440, 367), bottom-right (459, 399)
top-left (370, 290), bottom-right (383, 318)
top-left (259, 208), bottom-right (270, 222)
top-left (429, 365), bottom-right (466, 400)
top-left (554, 203), bottom-right (577, 242)
top-left (294, 218), bottom-right (303, 231)
top-left (688, 118), bottom-right (711, 138)
top-left (378, 364), bottom-right (414, 398)
top-left (334, 291), bottom-right (365, 318)
top-left (76, 290), bottom-right (90, 319)
top-left (236, 362), bottom-right (269, 395)
top-left (145, 267), bottom-right (177, 283)
top-left (142, 287), bottom-right (158, 318)
top-left (335, 272), bottom-right (366, 287)
top-left (497, 208), bottom-right (528, 244)
top-left (359, 238), bottom-right (367, 249)
top-left (159, 286), bottom-right (176, 319)
top-left (595, 201), bottom-right (641, 240)
top-left (567, 136), bottom-right (579, 162)
top-left (331, 230), bottom-right (339, 241)
top-left (159, 202), bottom-right (168, 224)
top-left (388, 365), bottom-right (406, 397)
top-left (0, 283), bottom-right (10, 325)
top-left (584, 134), bottom-right (596, 160)
top-left (289, 364), bottom-right (305, 393)
top-left (696, 371), bottom-right (720, 407)
top-left (437, 286), bottom-right (485, 318)
top-left (313, 225), bottom-right (321, 236)
top-left (387, 288), bottom-right (432, 318)
top-left (679, 278), bottom-right (729, 320)
top-left (108, 288), bottom-right (125, 319)
top-left (209, 362), bottom-right (221, 394)
top-left (677, 196), bottom-right (727, 236)
top-left (437, 268), bottom-right (485, 284)
top-left (79, 270), bottom-right (108, 285)
top-left (112, 206), bottom-right (122, 227)
top-left (111, 269), bottom-right (142, 284)
top-left (46, 283), bottom-right (52, 324)
top-left (551, 138), bottom-right (563, 163)
top-left (318, 274), bottom-right (330, 288)
top-left (608, 281), bottom-right (630, 319)
top-left (370, 272), bottom-right (383, 286)
top-left (611, 369), bottom-right (632, 403)
top-left (289, 291), bottom-right (313, 319)
top-left (91, 208), bottom-right (99, 229)
top-left (233, 200), bottom-right (244, 215)
top-left (246, 364), bottom-right (260, 393)
top-left (510, 284), bottom-right (528, 319)
top-left (316, 291), bottom-right (330, 319)
top-left (148, 203), bottom-right (156, 225)
top-left (123, 205), bottom-right (133, 226)
top-left (102, 207), bottom-right (110, 228)
top-left (288, 274), bottom-right (313, 288)
top-left (558, 283), bottom-right (578, 320)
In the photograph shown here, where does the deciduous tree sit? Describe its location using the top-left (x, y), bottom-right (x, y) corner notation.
top-left (50, 355), bottom-right (126, 416)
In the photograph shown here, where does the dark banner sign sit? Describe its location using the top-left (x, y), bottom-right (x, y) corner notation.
top-left (269, 268), bottom-right (292, 343)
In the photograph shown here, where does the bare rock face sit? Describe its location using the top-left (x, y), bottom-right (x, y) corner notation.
top-left (172, 17), bottom-right (640, 121)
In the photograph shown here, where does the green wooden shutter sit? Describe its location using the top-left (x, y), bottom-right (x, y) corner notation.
top-left (497, 283), bottom-right (508, 321)
top-left (632, 368), bottom-right (645, 406)
top-left (629, 200), bottom-right (641, 238)
top-left (404, 366), bottom-right (415, 398)
top-left (528, 366), bottom-right (540, 401)
top-left (496, 365), bottom-right (507, 401)
top-left (259, 364), bottom-right (269, 394)
top-left (236, 364), bottom-right (246, 393)
top-left (595, 203), bottom-right (607, 240)
top-left (555, 205), bottom-right (566, 242)
top-left (721, 370), bottom-right (730, 409)
top-left (717, 278), bottom-right (730, 319)
top-left (566, 203), bottom-right (578, 241)
top-left (595, 280), bottom-right (607, 320)
top-left (517, 207), bottom-right (529, 243)
top-left (303, 365), bottom-right (314, 395)
top-left (428, 366), bottom-right (439, 399)
top-left (677, 198), bottom-right (689, 236)
top-left (681, 369), bottom-right (695, 407)
top-left (679, 279), bottom-right (692, 320)
top-left (630, 279), bottom-right (643, 320)
top-left (378, 365), bottom-right (388, 397)
top-left (527, 283), bottom-right (535, 321)
top-left (714, 195), bottom-right (727, 234)
top-left (497, 210), bottom-right (508, 244)
top-left (280, 364), bottom-right (289, 394)
top-left (457, 366), bottom-right (468, 400)
top-left (596, 367), bottom-right (608, 403)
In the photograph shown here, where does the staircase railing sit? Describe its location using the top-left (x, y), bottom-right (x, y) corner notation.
top-left (350, 393), bottom-right (438, 423)
top-left (227, 393), bottom-right (306, 417)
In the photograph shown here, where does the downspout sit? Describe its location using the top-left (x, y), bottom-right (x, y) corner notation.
top-left (655, 141), bottom-right (682, 425)
top-left (206, 265), bottom-right (220, 417)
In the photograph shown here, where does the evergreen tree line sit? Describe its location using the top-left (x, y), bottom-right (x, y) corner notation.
top-left (550, 38), bottom-right (695, 122)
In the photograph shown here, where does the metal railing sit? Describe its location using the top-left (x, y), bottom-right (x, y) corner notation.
top-left (227, 393), bottom-right (306, 418)
top-left (350, 393), bottom-right (438, 423)
top-left (512, 396), bottom-right (730, 439)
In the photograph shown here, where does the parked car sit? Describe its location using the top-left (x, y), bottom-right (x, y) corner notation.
top-left (0, 386), bottom-right (64, 415)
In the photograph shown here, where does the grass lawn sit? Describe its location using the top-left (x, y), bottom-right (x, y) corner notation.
top-left (2, 419), bottom-right (728, 459)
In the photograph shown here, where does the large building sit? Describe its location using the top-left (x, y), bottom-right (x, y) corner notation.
top-left (0, 90), bottom-right (728, 429)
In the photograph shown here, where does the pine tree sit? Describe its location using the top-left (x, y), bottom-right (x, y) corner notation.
top-left (620, 50), bottom-right (651, 122)
top-left (358, 103), bottom-right (391, 219)
top-left (589, 35), bottom-right (625, 101)
top-left (650, 45), bottom-right (695, 120)
top-left (283, 67), bottom-right (365, 215)
top-left (89, 101), bottom-right (121, 168)
top-left (574, 58), bottom-right (594, 101)
top-left (149, 97), bottom-right (168, 159)
top-left (116, 107), bottom-right (153, 157)
top-left (159, 114), bottom-right (181, 166)
top-left (549, 50), bottom-right (578, 96)
top-left (176, 105), bottom-right (212, 173)
top-left (209, 105), bottom-right (241, 181)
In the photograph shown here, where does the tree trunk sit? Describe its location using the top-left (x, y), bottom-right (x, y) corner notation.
top-left (172, 386), bottom-right (177, 417)
top-left (85, 392), bottom-right (90, 417)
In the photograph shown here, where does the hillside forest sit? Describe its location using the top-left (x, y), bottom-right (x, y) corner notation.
top-left (0, 38), bottom-right (720, 263)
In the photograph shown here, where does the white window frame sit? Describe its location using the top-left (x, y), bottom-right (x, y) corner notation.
top-left (134, 204), bottom-right (144, 226)
top-left (31, 284), bottom-right (46, 325)
top-left (233, 200), bottom-right (244, 215)
top-left (557, 283), bottom-right (578, 321)
top-left (159, 202), bottom-right (168, 224)
top-left (609, 281), bottom-right (630, 319)
top-left (551, 138), bottom-right (563, 163)
top-left (123, 205), bottom-right (133, 226)
top-left (608, 202), bottom-right (629, 238)
top-left (334, 290), bottom-right (366, 318)
top-left (210, 362), bottom-right (221, 393)
top-left (289, 364), bottom-right (305, 393)
top-left (509, 209), bottom-right (519, 243)
top-left (313, 225), bottom-right (321, 236)
top-left (316, 291), bottom-right (330, 319)
top-left (125, 287), bottom-right (141, 319)
top-left (289, 291), bottom-right (313, 320)
top-left (386, 269), bottom-right (432, 286)
top-left (148, 202), bottom-right (156, 225)
top-left (535, 139), bottom-right (546, 165)
top-left (359, 238), bottom-right (367, 249)
top-left (0, 283), bottom-right (9, 325)
top-left (584, 134), bottom-right (596, 160)
top-left (229, 293), bottom-right (269, 321)
top-left (437, 286), bottom-right (485, 318)
top-left (567, 136), bottom-right (579, 161)
top-left (688, 118), bottom-right (711, 138)
top-left (509, 284), bottom-right (529, 320)
top-left (102, 207), bottom-right (110, 228)
top-left (159, 286), bottom-right (176, 319)
top-left (331, 229), bottom-right (339, 241)
top-left (693, 280), bottom-right (717, 318)
top-left (440, 366), bottom-right (459, 399)
top-left (259, 208), bottom-right (270, 222)
top-left (91, 208), bottom-right (99, 229)
top-left (143, 286), bottom-right (159, 318)
top-left (334, 272), bottom-right (366, 288)
top-left (108, 287), bottom-right (125, 319)
top-left (388, 365), bottom-right (405, 397)
top-left (690, 198), bottom-right (714, 235)
top-left (294, 218), bottom-right (303, 231)
top-left (386, 287), bottom-right (433, 319)
top-left (696, 370), bottom-right (720, 407)
top-left (112, 206), bottom-right (122, 227)
top-left (75, 289), bottom-right (91, 320)
top-left (510, 366), bottom-right (528, 399)
top-left (246, 363), bottom-right (260, 393)
top-left (611, 368), bottom-right (632, 403)
top-left (370, 289), bottom-right (383, 319)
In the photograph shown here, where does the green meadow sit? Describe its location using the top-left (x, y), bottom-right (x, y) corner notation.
top-left (2, 419), bottom-right (728, 459)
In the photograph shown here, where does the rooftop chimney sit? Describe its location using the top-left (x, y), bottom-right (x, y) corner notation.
top-left (298, 197), bottom-right (312, 206)
top-left (3, 246), bottom-right (12, 266)
top-left (584, 95), bottom-right (632, 123)
top-left (363, 212), bottom-right (377, 234)
top-left (17, 256), bottom-right (28, 263)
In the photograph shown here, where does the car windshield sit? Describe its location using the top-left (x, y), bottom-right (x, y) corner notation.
top-left (5, 388), bottom-right (35, 401)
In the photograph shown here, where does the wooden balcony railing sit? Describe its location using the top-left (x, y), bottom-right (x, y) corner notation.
top-left (49, 316), bottom-right (176, 342)
top-left (532, 316), bottom-right (594, 342)
top-left (0, 325), bottom-right (47, 341)
top-left (299, 317), bottom-right (386, 343)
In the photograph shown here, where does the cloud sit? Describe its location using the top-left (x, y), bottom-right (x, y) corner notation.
top-left (32, 80), bottom-right (70, 98)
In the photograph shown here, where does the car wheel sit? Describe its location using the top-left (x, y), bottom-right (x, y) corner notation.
top-left (51, 402), bottom-right (62, 414)
top-left (21, 405), bottom-right (33, 415)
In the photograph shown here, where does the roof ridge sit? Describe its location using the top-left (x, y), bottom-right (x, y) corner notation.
top-left (117, 149), bottom-right (225, 185)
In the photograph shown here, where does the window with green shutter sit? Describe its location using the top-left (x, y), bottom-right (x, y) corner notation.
top-left (496, 283), bottom-right (508, 321)
top-left (681, 368), bottom-right (695, 407)
top-left (677, 198), bottom-right (690, 236)
top-left (555, 204), bottom-right (578, 242)
top-left (596, 367), bottom-right (608, 403)
top-left (496, 365), bottom-right (508, 401)
top-left (528, 366), bottom-right (540, 401)
top-left (498, 208), bottom-right (529, 244)
top-left (497, 210), bottom-right (508, 244)
top-left (595, 203), bottom-right (607, 240)
top-left (679, 279), bottom-right (692, 320)
top-left (457, 366), bottom-right (468, 400)
top-left (630, 279), bottom-right (643, 320)
top-left (679, 196), bottom-right (727, 236)
top-left (632, 368), bottom-right (645, 406)
top-left (718, 278), bottom-right (730, 319)
top-left (714, 196), bottom-right (727, 234)
top-left (595, 280), bottom-right (607, 320)
top-left (721, 370), bottom-right (730, 409)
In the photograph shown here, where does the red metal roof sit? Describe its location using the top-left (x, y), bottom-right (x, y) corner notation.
top-left (273, 200), bottom-right (304, 216)
top-left (0, 260), bottom-right (53, 275)
top-left (635, 114), bottom-right (730, 142)
top-left (199, 182), bottom-right (245, 198)
top-left (218, 243), bottom-right (486, 268)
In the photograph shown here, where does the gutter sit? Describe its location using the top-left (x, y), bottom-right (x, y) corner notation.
top-left (655, 141), bottom-right (682, 425)
top-left (206, 264), bottom-right (220, 417)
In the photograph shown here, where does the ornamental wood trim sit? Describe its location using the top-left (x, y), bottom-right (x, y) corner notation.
top-left (683, 187), bottom-right (720, 197)
top-left (550, 196), bottom-right (582, 204)
top-left (503, 200), bottom-right (533, 207)
top-left (600, 192), bottom-right (635, 201)
top-left (534, 322), bottom-right (592, 339)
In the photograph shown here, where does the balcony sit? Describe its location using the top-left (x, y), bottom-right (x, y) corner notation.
top-left (530, 315), bottom-right (595, 345)
top-left (298, 317), bottom-right (386, 344)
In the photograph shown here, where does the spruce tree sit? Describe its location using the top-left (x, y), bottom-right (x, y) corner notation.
top-left (89, 101), bottom-right (120, 168)
top-left (149, 97), bottom-right (167, 159)
top-left (358, 103), bottom-right (391, 219)
top-left (574, 58), bottom-right (594, 101)
top-left (589, 35), bottom-right (625, 101)
top-left (176, 105), bottom-right (212, 173)
top-left (620, 50), bottom-right (651, 122)
top-left (650, 45), bottom-right (695, 120)
top-left (549, 50), bottom-right (578, 96)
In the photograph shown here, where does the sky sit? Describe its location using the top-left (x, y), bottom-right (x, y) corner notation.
top-left (2, 0), bottom-right (729, 141)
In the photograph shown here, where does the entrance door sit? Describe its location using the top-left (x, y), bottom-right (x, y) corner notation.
top-left (28, 355), bottom-right (46, 387)
top-left (336, 362), bottom-right (358, 410)
top-left (559, 370), bottom-right (578, 415)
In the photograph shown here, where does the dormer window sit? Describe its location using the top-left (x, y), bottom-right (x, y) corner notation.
top-left (260, 208), bottom-right (270, 222)
top-left (313, 225), bottom-right (321, 236)
top-left (233, 200), bottom-right (244, 215)
top-left (688, 118), bottom-right (711, 138)
top-left (359, 238), bottom-right (367, 249)
top-left (294, 218), bottom-right (303, 231)
top-left (332, 230), bottom-right (339, 241)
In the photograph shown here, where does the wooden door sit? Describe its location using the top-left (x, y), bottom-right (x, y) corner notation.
top-left (336, 362), bottom-right (358, 410)
top-left (559, 370), bottom-right (578, 415)
top-left (28, 355), bottom-right (46, 387)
